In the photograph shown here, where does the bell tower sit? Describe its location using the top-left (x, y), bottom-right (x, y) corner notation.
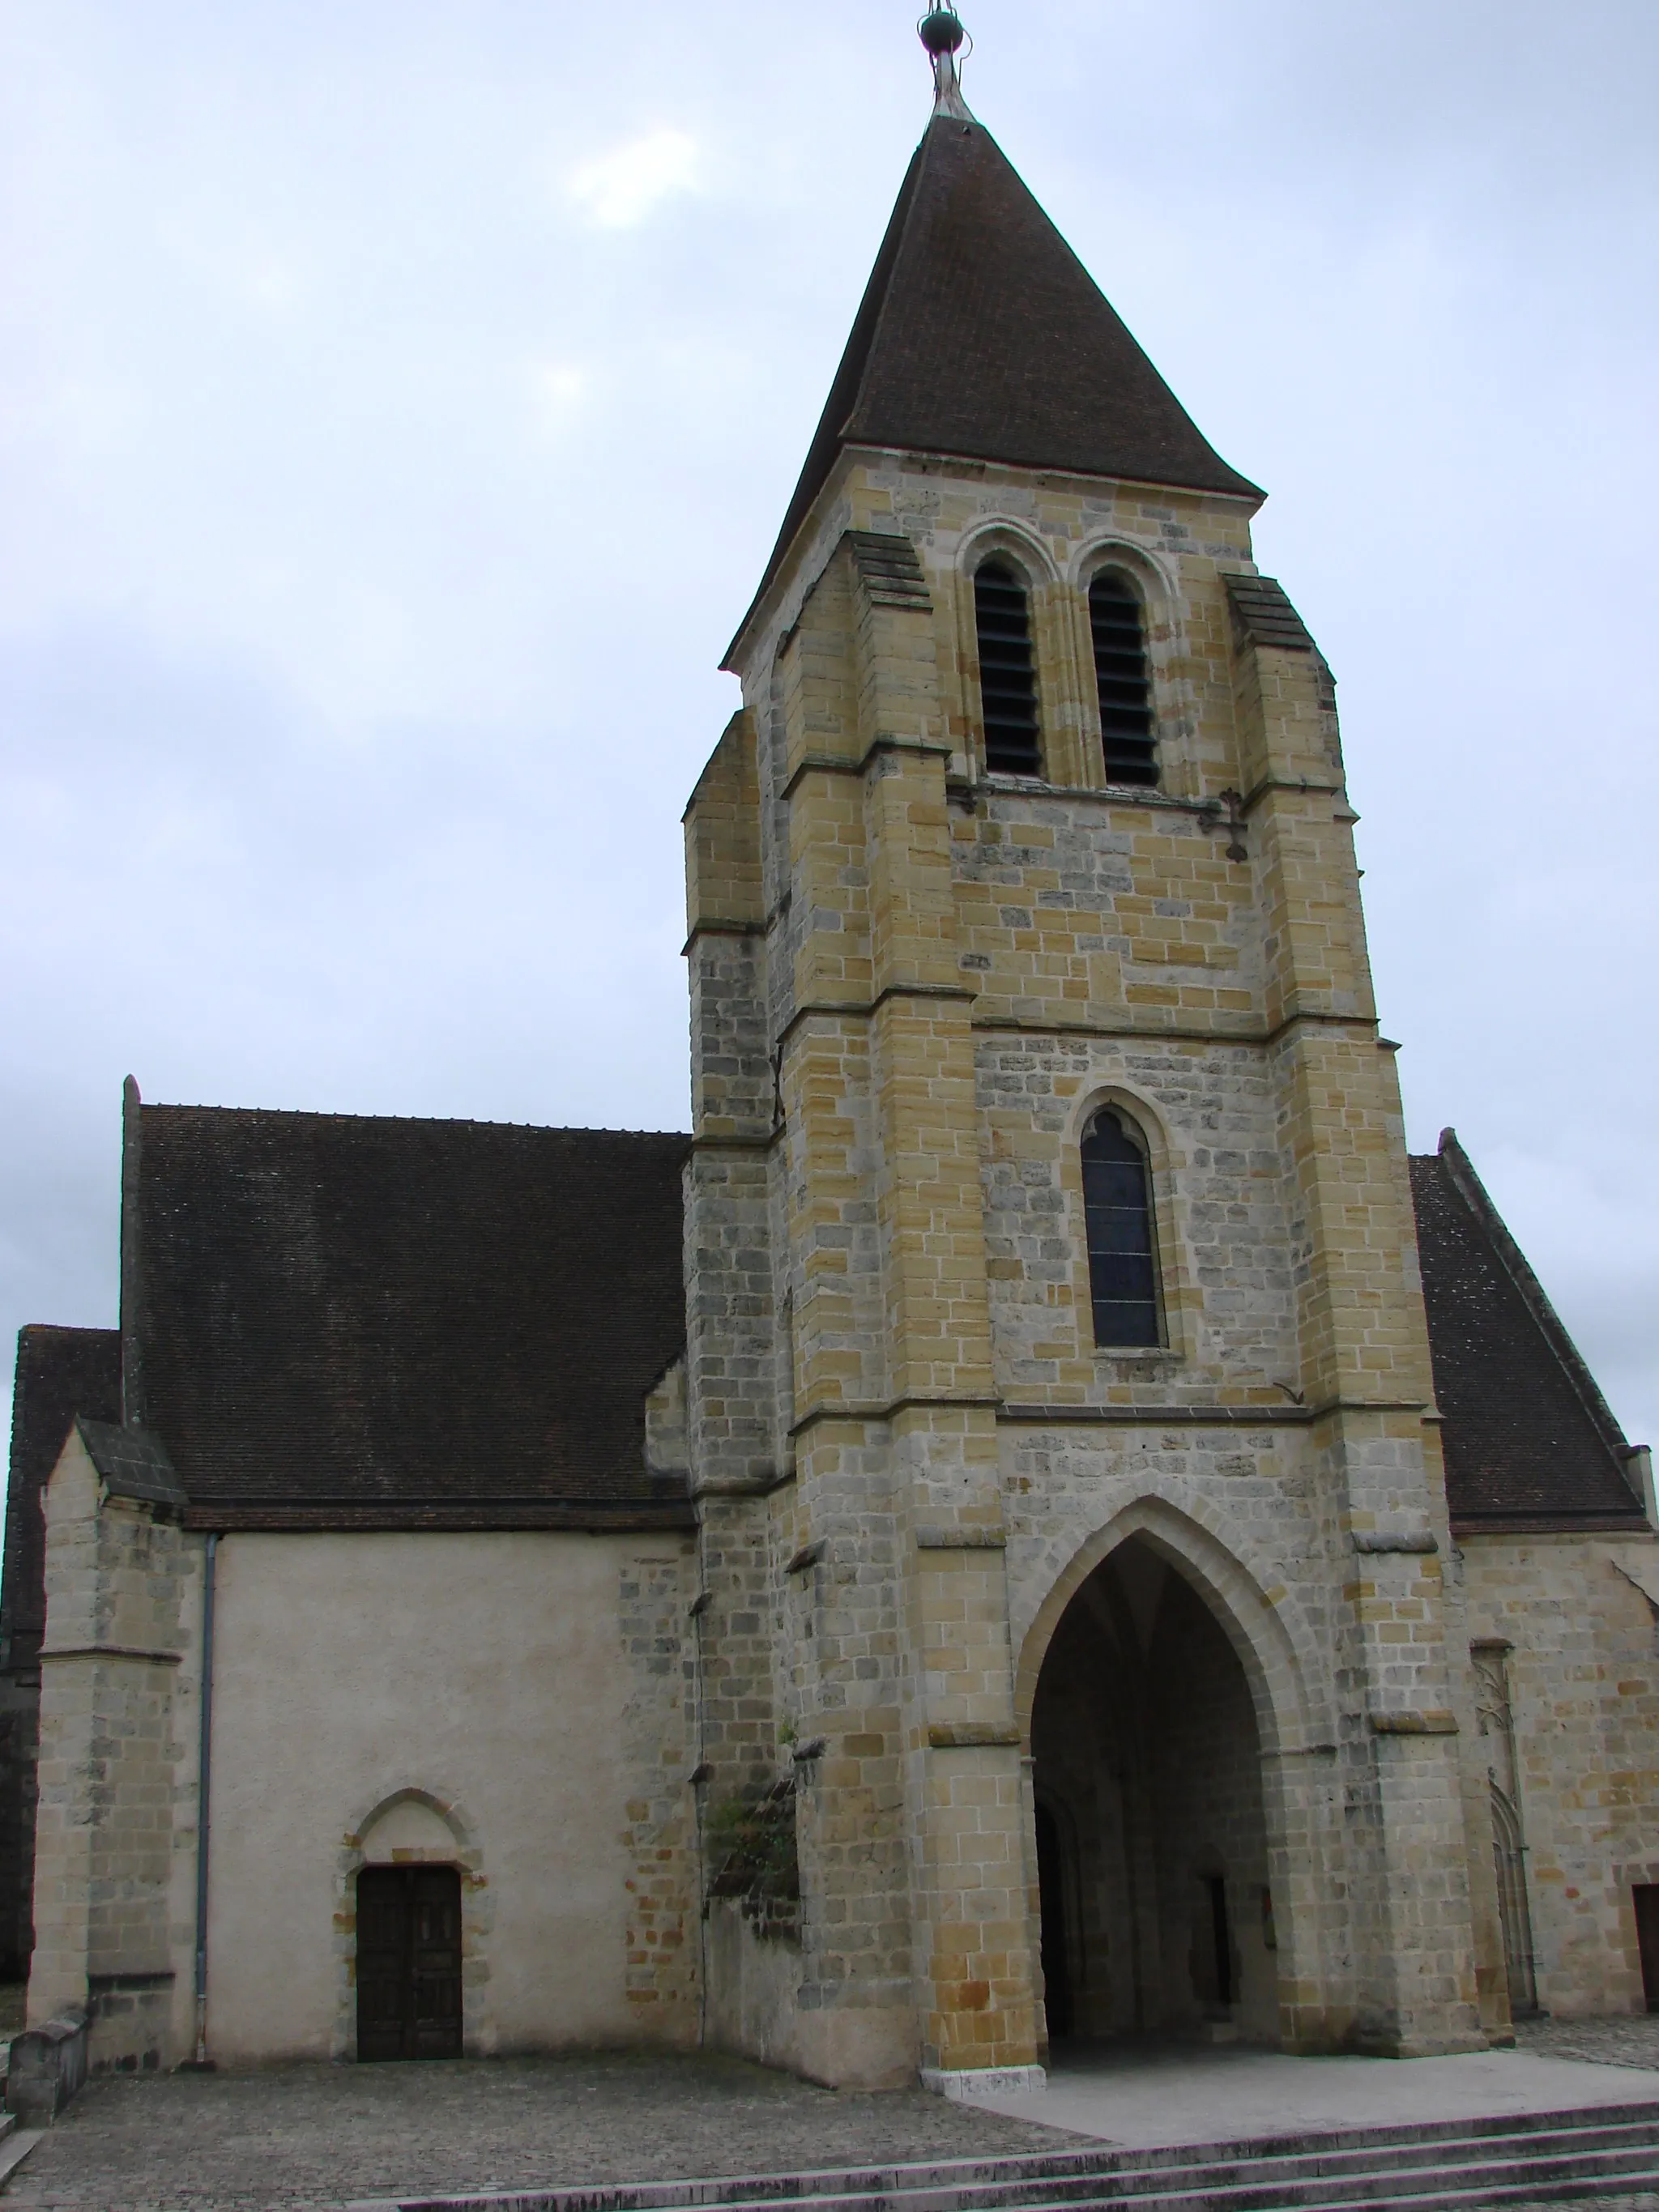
top-left (684, 8), bottom-right (1482, 2091)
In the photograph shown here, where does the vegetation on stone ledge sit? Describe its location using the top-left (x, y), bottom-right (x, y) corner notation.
top-left (706, 1779), bottom-right (800, 1941)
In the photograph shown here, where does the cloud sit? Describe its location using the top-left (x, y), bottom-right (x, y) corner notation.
top-left (568, 128), bottom-right (700, 229)
top-left (527, 359), bottom-right (586, 438)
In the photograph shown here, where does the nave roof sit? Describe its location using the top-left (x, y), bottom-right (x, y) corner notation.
top-left (5, 1117), bottom-right (1643, 1551)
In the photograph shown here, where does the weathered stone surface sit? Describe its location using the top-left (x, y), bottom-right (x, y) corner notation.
top-left (680, 446), bottom-right (1561, 2082)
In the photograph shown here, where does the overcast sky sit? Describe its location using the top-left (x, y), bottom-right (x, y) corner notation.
top-left (2, 0), bottom-right (1656, 1468)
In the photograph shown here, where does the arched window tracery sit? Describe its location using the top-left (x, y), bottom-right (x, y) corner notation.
top-left (1088, 570), bottom-right (1158, 787)
top-left (974, 558), bottom-right (1042, 774)
top-left (1081, 1107), bottom-right (1162, 1347)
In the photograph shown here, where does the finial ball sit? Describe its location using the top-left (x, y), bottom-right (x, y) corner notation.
top-left (918, 8), bottom-right (966, 58)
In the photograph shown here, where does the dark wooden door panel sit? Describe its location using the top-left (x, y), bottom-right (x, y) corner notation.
top-left (356, 1865), bottom-right (463, 2060)
top-left (1636, 1885), bottom-right (1659, 2011)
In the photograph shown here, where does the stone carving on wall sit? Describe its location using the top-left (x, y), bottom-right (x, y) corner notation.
top-left (1473, 1643), bottom-right (1537, 2017)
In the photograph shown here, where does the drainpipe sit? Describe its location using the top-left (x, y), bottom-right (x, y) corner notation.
top-left (189, 1532), bottom-right (219, 2069)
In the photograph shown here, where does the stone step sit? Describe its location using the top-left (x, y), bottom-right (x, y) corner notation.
top-left (349, 2103), bottom-right (1659, 2212)
top-left (564, 2134), bottom-right (1659, 2212)
top-left (1001, 2126), bottom-right (1659, 2204)
top-left (1233, 2179), bottom-right (1659, 2212)
top-left (1051, 2145), bottom-right (1659, 2212)
top-left (614, 2147), bottom-right (1659, 2212)
top-left (1110, 2101), bottom-right (1659, 2167)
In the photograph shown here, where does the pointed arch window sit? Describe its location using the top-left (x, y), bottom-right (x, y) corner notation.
top-left (1089, 572), bottom-right (1158, 787)
top-left (1081, 1108), bottom-right (1162, 1348)
top-left (975, 560), bottom-right (1041, 774)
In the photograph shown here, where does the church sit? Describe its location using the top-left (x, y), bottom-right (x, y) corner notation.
top-left (5, 10), bottom-right (1658, 2098)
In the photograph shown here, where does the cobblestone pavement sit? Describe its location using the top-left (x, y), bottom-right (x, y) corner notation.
top-left (1514, 2011), bottom-right (1659, 2071)
top-left (0, 2051), bottom-right (1078, 2212)
top-left (11, 2029), bottom-right (1659, 2212)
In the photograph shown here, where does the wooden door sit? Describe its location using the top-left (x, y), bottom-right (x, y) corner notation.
top-left (356, 1865), bottom-right (463, 2061)
top-left (1635, 1886), bottom-right (1659, 2012)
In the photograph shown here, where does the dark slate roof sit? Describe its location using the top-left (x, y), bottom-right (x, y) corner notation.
top-left (132, 1108), bottom-right (694, 1532)
top-left (1224, 574), bottom-right (1320, 656)
top-left (1412, 1133), bottom-right (1644, 1532)
top-left (75, 1420), bottom-right (186, 1511)
top-left (733, 112), bottom-right (1260, 657)
top-left (3, 1327), bottom-right (121, 1669)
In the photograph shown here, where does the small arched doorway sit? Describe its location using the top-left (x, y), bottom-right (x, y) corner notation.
top-left (1030, 1534), bottom-right (1277, 2046)
top-left (353, 1794), bottom-right (467, 2061)
top-left (356, 1865), bottom-right (463, 2061)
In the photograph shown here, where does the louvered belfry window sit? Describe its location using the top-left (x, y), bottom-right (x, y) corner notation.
top-left (1081, 1109), bottom-right (1162, 1348)
top-left (1090, 573), bottom-right (1158, 787)
top-left (975, 560), bottom-right (1042, 774)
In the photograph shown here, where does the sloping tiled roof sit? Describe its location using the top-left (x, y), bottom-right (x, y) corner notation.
top-left (734, 113), bottom-right (1260, 656)
top-left (76, 1419), bottom-right (187, 1511)
top-left (1411, 1133), bottom-right (1644, 1532)
top-left (10, 1112), bottom-right (1639, 1548)
top-left (2, 1327), bottom-right (122, 1667)
top-left (133, 1108), bottom-right (694, 1532)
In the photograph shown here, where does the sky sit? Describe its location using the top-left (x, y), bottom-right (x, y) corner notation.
top-left (2, 0), bottom-right (1656, 1464)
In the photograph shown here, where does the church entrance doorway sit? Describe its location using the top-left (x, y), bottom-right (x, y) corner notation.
top-left (1030, 1536), bottom-right (1278, 2047)
top-left (356, 1865), bottom-right (463, 2061)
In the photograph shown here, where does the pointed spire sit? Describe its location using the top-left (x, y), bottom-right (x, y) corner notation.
top-left (729, 29), bottom-right (1261, 658)
top-left (919, 6), bottom-right (974, 122)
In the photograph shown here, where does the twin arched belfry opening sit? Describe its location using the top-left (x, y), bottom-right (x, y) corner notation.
top-left (1029, 1532), bottom-right (1280, 2048)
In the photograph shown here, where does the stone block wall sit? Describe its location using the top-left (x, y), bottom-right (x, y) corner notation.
top-left (685, 441), bottom-right (1495, 2084)
top-left (30, 1430), bottom-right (203, 2074)
top-left (619, 1552), bottom-right (702, 2039)
top-left (1461, 1533), bottom-right (1659, 2019)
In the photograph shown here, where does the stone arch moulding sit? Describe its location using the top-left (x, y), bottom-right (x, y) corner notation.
top-left (958, 515), bottom-right (1063, 590)
top-left (1064, 1080), bottom-right (1190, 1366)
top-left (1013, 1491), bottom-right (1328, 1761)
top-left (333, 1785), bottom-right (494, 2063)
top-left (1068, 532), bottom-right (1192, 796)
top-left (954, 517), bottom-right (1084, 785)
top-left (1069, 531), bottom-right (1178, 606)
top-left (356, 1785), bottom-right (477, 1859)
top-left (1065, 1079), bottom-right (1178, 1178)
top-left (1013, 1493), bottom-right (1343, 2053)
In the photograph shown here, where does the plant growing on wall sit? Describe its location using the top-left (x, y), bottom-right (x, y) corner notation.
top-left (706, 1779), bottom-right (800, 1941)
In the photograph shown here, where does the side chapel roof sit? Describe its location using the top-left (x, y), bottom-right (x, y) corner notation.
top-left (737, 109), bottom-right (1260, 652)
top-left (3, 1326), bottom-right (121, 1668)
top-left (129, 1107), bottom-right (694, 1532)
top-left (6, 1109), bottom-right (1641, 1552)
top-left (1411, 1132), bottom-right (1644, 1532)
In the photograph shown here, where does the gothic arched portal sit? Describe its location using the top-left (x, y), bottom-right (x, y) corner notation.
top-left (1029, 1534), bottom-right (1281, 2046)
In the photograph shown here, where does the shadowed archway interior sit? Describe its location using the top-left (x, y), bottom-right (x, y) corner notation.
top-left (1030, 1535), bottom-right (1278, 2046)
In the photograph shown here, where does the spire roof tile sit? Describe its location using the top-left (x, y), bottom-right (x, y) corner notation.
top-left (735, 113), bottom-right (1260, 655)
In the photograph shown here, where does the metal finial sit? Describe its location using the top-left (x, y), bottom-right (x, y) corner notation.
top-left (919, 6), bottom-right (965, 57)
top-left (918, 6), bottom-right (974, 121)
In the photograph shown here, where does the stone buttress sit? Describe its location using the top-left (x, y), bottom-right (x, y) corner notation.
top-left (29, 1422), bottom-right (203, 2074)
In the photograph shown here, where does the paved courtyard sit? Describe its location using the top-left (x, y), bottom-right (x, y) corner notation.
top-left (5, 2022), bottom-right (1659, 2212)
top-left (1516, 2014), bottom-right (1659, 2071)
top-left (0, 2050), bottom-right (1074, 2212)
top-left (980, 2016), bottom-right (1659, 2149)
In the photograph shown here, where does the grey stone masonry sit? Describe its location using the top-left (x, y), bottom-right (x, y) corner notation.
top-left (30, 1424), bottom-right (203, 2075)
top-left (685, 449), bottom-right (1493, 2084)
